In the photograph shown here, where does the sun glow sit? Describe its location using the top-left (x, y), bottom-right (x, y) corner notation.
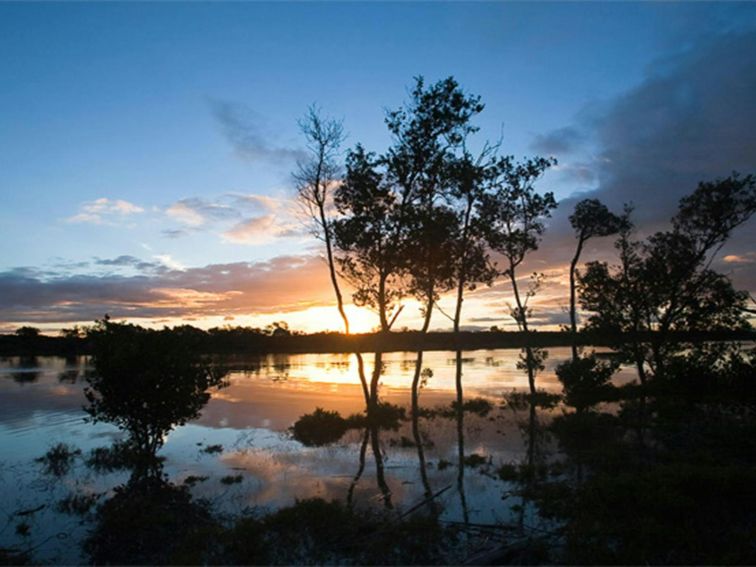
top-left (284, 304), bottom-right (378, 334)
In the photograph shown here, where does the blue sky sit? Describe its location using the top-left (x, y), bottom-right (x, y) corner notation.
top-left (1, 3), bottom-right (755, 331)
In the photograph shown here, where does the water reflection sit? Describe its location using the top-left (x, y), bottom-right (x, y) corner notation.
top-left (5, 356), bottom-right (42, 384)
top-left (2, 342), bottom-right (753, 563)
top-left (84, 319), bottom-right (228, 462)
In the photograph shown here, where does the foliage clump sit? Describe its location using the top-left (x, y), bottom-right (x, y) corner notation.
top-left (84, 318), bottom-right (227, 455)
top-left (291, 408), bottom-right (349, 446)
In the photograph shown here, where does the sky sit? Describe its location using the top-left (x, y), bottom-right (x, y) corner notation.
top-left (1, 2), bottom-right (755, 333)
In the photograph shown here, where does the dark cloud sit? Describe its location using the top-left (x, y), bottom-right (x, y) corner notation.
top-left (161, 228), bottom-right (190, 239)
top-left (210, 100), bottom-right (306, 164)
top-left (530, 29), bottom-right (756, 294)
top-left (530, 126), bottom-right (585, 156)
top-left (0, 255), bottom-right (334, 325)
top-left (468, 316), bottom-right (505, 324)
top-left (552, 30), bottom-right (756, 224)
top-left (94, 255), bottom-right (156, 270)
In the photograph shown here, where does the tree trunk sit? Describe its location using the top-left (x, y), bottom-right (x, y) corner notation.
top-left (453, 197), bottom-right (474, 334)
top-left (411, 351), bottom-right (433, 501)
top-left (378, 273), bottom-right (390, 333)
top-left (508, 266), bottom-right (536, 395)
top-left (320, 204), bottom-right (350, 335)
top-left (569, 236), bottom-right (585, 361)
top-left (455, 350), bottom-right (469, 524)
top-left (421, 289), bottom-right (434, 334)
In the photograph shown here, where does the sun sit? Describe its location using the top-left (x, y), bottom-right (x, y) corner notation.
top-left (342, 305), bottom-right (378, 334)
top-left (283, 304), bottom-right (378, 334)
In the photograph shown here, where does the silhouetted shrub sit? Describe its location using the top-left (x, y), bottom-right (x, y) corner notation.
top-left (291, 408), bottom-right (349, 446)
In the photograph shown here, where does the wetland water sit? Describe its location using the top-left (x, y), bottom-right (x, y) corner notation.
top-left (0, 348), bottom-right (632, 563)
top-left (0, 348), bottom-right (673, 563)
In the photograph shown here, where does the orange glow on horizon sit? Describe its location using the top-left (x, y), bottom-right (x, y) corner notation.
top-left (285, 304), bottom-right (378, 334)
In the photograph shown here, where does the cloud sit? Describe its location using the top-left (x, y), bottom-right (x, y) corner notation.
top-left (210, 100), bottom-right (306, 164)
top-left (545, 30), bottom-right (756, 225)
top-left (525, 28), bottom-right (756, 297)
top-left (94, 255), bottom-right (161, 272)
top-left (222, 215), bottom-right (278, 245)
top-left (162, 192), bottom-right (303, 244)
top-left (161, 228), bottom-right (190, 239)
top-left (166, 197), bottom-right (240, 228)
top-left (723, 253), bottom-right (756, 265)
top-left (0, 254), bottom-right (335, 325)
top-left (222, 214), bottom-right (303, 245)
top-left (530, 126), bottom-right (585, 156)
top-left (66, 198), bottom-right (144, 225)
top-left (153, 254), bottom-right (187, 272)
top-left (94, 255), bottom-right (142, 267)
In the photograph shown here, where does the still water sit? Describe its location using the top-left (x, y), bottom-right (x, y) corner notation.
top-left (0, 348), bottom-right (635, 563)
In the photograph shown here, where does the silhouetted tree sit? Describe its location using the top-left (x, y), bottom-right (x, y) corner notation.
top-left (580, 173), bottom-right (756, 381)
top-left (293, 107), bottom-right (349, 333)
top-left (567, 199), bottom-right (626, 359)
top-left (335, 77), bottom-right (491, 334)
top-left (15, 326), bottom-right (40, 338)
top-left (333, 145), bottom-right (405, 332)
top-left (448, 149), bottom-right (498, 333)
top-left (265, 321), bottom-right (291, 336)
top-left (84, 318), bottom-right (227, 457)
top-left (384, 76), bottom-right (485, 332)
top-left (481, 156), bottom-right (557, 393)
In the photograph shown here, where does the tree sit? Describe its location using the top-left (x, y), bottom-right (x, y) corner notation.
top-left (84, 319), bottom-right (227, 457)
top-left (448, 149), bottom-right (498, 333)
top-left (333, 145), bottom-right (405, 333)
top-left (265, 321), bottom-right (291, 336)
top-left (335, 77), bottom-right (487, 334)
top-left (293, 107), bottom-right (349, 333)
top-left (579, 173), bottom-right (756, 381)
top-left (481, 156), bottom-right (557, 393)
top-left (59, 326), bottom-right (85, 339)
top-left (567, 199), bottom-right (626, 359)
top-left (383, 77), bottom-right (485, 333)
top-left (402, 202), bottom-right (459, 332)
top-left (15, 326), bottom-right (40, 338)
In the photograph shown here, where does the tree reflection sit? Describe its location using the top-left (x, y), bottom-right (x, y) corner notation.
top-left (8, 356), bottom-right (41, 384)
top-left (79, 318), bottom-right (228, 564)
top-left (500, 344), bottom-right (756, 564)
top-left (84, 318), bottom-right (227, 461)
top-left (346, 427), bottom-right (369, 508)
top-left (85, 469), bottom-right (220, 565)
top-left (454, 350), bottom-right (470, 525)
top-left (368, 350), bottom-right (393, 509)
top-left (410, 350), bottom-right (434, 508)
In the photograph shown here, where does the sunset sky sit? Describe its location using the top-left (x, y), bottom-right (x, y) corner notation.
top-left (1, 3), bottom-right (755, 333)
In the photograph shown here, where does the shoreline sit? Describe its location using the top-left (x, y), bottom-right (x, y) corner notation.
top-left (2, 329), bottom-right (753, 357)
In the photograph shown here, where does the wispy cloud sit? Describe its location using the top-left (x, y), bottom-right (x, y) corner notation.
top-left (723, 253), bottom-right (756, 265)
top-left (162, 192), bottom-right (305, 245)
top-left (220, 218), bottom-right (302, 245)
top-left (165, 197), bottom-right (240, 228)
top-left (210, 100), bottom-right (306, 164)
top-left (66, 198), bottom-right (144, 225)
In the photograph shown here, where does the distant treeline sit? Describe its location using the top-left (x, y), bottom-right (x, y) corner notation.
top-left (2, 326), bottom-right (753, 357)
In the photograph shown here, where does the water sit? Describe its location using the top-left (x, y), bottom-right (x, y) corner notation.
top-left (0, 348), bottom-right (636, 563)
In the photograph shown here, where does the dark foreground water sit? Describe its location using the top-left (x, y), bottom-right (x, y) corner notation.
top-left (2, 347), bottom-right (753, 565)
